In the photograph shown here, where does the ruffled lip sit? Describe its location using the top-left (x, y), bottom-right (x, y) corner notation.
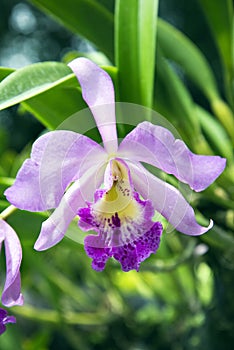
top-left (84, 221), bottom-right (163, 272)
top-left (78, 158), bottom-right (163, 271)
top-left (78, 159), bottom-right (156, 247)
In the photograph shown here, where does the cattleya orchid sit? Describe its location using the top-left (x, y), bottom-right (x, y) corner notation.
top-left (0, 307), bottom-right (16, 335)
top-left (5, 58), bottom-right (226, 272)
top-left (0, 220), bottom-right (23, 306)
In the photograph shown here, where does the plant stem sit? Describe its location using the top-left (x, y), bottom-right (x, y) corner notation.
top-left (0, 205), bottom-right (17, 220)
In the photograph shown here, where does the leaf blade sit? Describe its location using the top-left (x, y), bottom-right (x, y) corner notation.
top-left (0, 67), bottom-right (15, 81)
top-left (115, 0), bottom-right (158, 107)
top-left (0, 62), bottom-right (73, 111)
top-left (138, 0), bottom-right (158, 107)
top-left (157, 19), bottom-right (219, 101)
top-left (115, 0), bottom-right (139, 103)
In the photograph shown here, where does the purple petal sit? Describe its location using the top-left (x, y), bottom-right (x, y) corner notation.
top-left (85, 244), bottom-right (112, 271)
top-left (84, 222), bottom-right (162, 272)
top-left (118, 121), bottom-right (226, 191)
top-left (135, 222), bottom-right (162, 263)
top-left (128, 161), bottom-right (213, 235)
top-left (80, 158), bottom-right (163, 271)
top-left (78, 159), bottom-right (155, 248)
top-left (113, 222), bottom-right (162, 271)
top-left (68, 58), bottom-right (118, 154)
top-left (3, 315), bottom-right (16, 324)
top-left (0, 220), bottom-right (24, 307)
top-left (0, 309), bottom-right (7, 321)
top-left (0, 308), bottom-right (16, 336)
top-left (34, 164), bottom-right (105, 251)
top-left (5, 130), bottom-right (106, 211)
top-left (112, 243), bottom-right (139, 271)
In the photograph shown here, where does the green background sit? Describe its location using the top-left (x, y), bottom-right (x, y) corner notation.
top-left (0, 0), bottom-right (233, 349)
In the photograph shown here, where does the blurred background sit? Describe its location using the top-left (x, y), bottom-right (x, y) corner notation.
top-left (0, 0), bottom-right (234, 349)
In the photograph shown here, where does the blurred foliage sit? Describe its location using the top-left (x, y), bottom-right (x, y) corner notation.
top-left (0, 0), bottom-right (234, 349)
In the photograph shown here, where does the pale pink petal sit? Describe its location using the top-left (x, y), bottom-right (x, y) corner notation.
top-left (34, 163), bottom-right (105, 251)
top-left (5, 130), bottom-right (107, 211)
top-left (68, 58), bottom-right (118, 154)
top-left (0, 220), bottom-right (24, 307)
top-left (118, 122), bottom-right (226, 191)
top-left (127, 161), bottom-right (213, 235)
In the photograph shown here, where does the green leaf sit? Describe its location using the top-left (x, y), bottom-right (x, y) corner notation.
top-left (0, 61), bottom-right (118, 130)
top-left (115, 0), bottom-right (138, 103)
top-left (197, 0), bottom-right (234, 75)
top-left (196, 105), bottom-right (233, 162)
top-left (154, 52), bottom-right (201, 145)
top-left (22, 84), bottom-right (86, 129)
top-left (96, 0), bottom-right (115, 13)
top-left (197, 0), bottom-right (234, 111)
top-left (157, 19), bottom-right (219, 102)
top-left (29, 0), bottom-right (114, 61)
top-left (0, 62), bottom-right (73, 111)
top-left (115, 0), bottom-right (158, 107)
top-left (157, 18), bottom-right (234, 142)
top-left (0, 67), bottom-right (14, 81)
top-left (138, 0), bottom-right (158, 108)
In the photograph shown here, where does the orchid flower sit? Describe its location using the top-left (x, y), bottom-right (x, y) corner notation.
top-left (0, 220), bottom-right (23, 306)
top-left (0, 307), bottom-right (16, 335)
top-left (5, 58), bottom-right (226, 272)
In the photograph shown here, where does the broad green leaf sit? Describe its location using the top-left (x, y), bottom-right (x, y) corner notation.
top-left (0, 62), bottom-right (73, 111)
top-left (197, 0), bottom-right (234, 76)
top-left (157, 18), bottom-right (234, 141)
top-left (196, 105), bottom-right (233, 162)
top-left (154, 52), bottom-right (201, 147)
top-left (115, 0), bottom-right (158, 107)
top-left (197, 0), bottom-right (234, 113)
top-left (0, 67), bottom-right (14, 81)
top-left (115, 0), bottom-right (139, 103)
top-left (96, 0), bottom-right (115, 13)
top-left (157, 19), bottom-right (219, 102)
top-left (22, 84), bottom-right (87, 129)
top-left (29, 0), bottom-right (114, 61)
top-left (138, 0), bottom-right (158, 107)
top-left (0, 61), bottom-right (118, 130)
